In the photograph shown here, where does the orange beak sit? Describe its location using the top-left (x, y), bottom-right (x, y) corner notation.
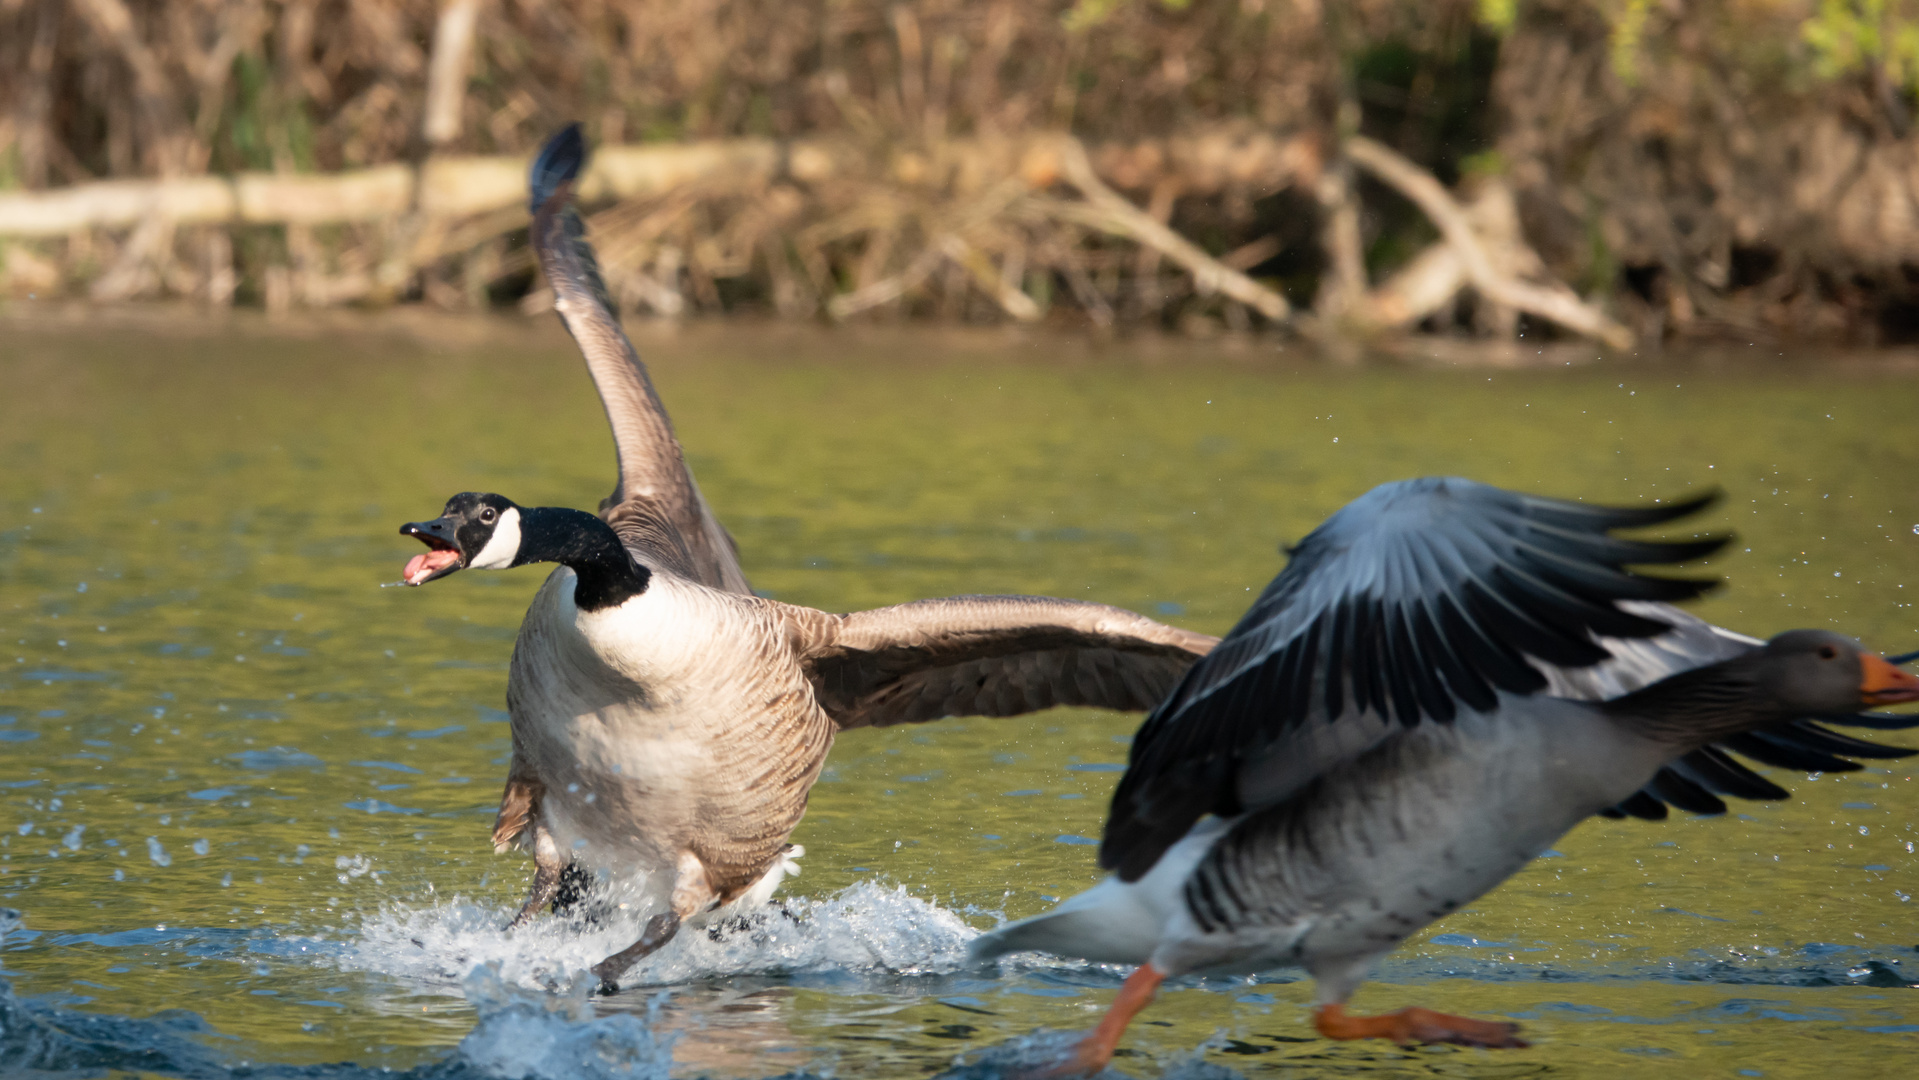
top-left (1860, 653), bottom-right (1919, 706)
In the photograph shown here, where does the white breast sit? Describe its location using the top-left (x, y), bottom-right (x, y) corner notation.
top-left (505, 568), bottom-right (792, 869)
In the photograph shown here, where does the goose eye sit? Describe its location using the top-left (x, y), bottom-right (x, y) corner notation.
top-left (1817, 644), bottom-right (1837, 659)
top-left (480, 507), bottom-right (497, 524)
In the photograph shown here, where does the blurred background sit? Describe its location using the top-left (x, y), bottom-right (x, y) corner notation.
top-left (6, 0), bottom-right (1919, 347)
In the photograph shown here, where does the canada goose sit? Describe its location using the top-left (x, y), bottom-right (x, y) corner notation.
top-left (971, 477), bottom-right (1919, 1072)
top-left (397, 128), bottom-right (1217, 992)
top-left (401, 491), bottom-right (1211, 990)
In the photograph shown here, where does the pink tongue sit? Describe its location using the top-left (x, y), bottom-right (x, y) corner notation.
top-left (403, 549), bottom-right (461, 585)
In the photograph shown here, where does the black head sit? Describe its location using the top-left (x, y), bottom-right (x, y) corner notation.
top-left (1759, 629), bottom-right (1919, 712)
top-left (398, 493), bottom-right (523, 586)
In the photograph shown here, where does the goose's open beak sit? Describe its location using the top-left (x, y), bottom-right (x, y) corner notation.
top-left (399, 518), bottom-right (464, 586)
top-left (1860, 652), bottom-right (1919, 706)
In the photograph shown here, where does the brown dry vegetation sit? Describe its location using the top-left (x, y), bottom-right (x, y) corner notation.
top-left (1500, 0), bottom-right (1919, 344)
top-left (5, 0), bottom-right (1919, 346)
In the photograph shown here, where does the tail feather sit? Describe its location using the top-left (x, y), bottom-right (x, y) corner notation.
top-left (973, 820), bottom-right (1231, 966)
top-left (970, 884), bottom-right (1158, 967)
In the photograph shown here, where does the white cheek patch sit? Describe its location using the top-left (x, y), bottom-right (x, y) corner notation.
top-left (469, 506), bottom-right (522, 569)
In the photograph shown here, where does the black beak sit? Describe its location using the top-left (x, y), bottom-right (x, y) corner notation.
top-left (402, 517), bottom-right (457, 546)
top-left (399, 517), bottom-right (465, 585)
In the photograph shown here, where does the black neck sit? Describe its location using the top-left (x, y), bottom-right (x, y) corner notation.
top-left (1600, 653), bottom-right (1785, 748)
top-left (517, 506), bottom-right (650, 611)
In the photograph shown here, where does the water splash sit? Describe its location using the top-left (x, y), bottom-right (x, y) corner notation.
top-left (0, 952), bottom-right (685, 1079)
top-left (334, 881), bottom-right (979, 992)
top-left (452, 963), bottom-right (677, 1080)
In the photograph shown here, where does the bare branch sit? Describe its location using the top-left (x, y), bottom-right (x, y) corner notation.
top-left (1045, 136), bottom-right (1291, 322)
top-left (1345, 135), bottom-right (1633, 349)
top-left (423, 0), bottom-right (485, 148)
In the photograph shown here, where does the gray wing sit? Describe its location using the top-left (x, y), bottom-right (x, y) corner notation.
top-left (1541, 601), bottom-right (1757, 699)
top-left (529, 126), bottom-right (750, 594)
top-left (1101, 477), bottom-right (1729, 881)
top-left (792, 595), bottom-right (1218, 730)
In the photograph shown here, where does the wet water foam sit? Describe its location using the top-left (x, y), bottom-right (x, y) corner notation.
top-left (332, 881), bottom-right (981, 992)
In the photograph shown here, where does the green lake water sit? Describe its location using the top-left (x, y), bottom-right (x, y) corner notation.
top-left (0, 314), bottom-right (1915, 1079)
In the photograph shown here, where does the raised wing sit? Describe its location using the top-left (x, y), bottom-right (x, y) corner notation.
top-left (1100, 477), bottom-right (1729, 881)
top-left (530, 125), bottom-right (750, 593)
top-left (792, 595), bottom-right (1218, 730)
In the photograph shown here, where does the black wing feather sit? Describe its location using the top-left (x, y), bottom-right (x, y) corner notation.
top-left (1665, 745), bottom-right (1791, 801)
top-left (1717, 730), bottom-right (1863, 774)
top-left (1646, 770), bottom-right (1728, 815)
top-left (1613, 790), bottom-right (1672, 820)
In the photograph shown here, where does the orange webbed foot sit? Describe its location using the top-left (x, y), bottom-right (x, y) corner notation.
top-left (1002, 963), bottom-right (1167, 1078)
top-left (1314, 1003), bottom-right (1528, 1049)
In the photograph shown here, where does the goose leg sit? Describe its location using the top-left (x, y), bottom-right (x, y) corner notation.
top-left (1035, 962), bottom-right (1165, 1078)
top-left (592, 851), bottom-right (715, 994)
top-left (591, 910), bottom-right (681, 995)
top-left (1313, 1003), bottom-right (1527, 1049)
top-left (503, 825), bottom-right (565, 930)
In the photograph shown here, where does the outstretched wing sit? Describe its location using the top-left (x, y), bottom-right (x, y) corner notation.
top-left (529, 125), bottom-right (750, 593)
top-left (792, 595), bottom-right (1217, 730)
top-left (1100, 477), bottom-right (1729, 881)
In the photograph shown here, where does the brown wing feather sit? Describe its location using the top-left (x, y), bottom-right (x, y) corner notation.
top-left (531, 183), bottom-right (750, 594)
top-left (792, 595), bottom-right (1217, 730)
top-left (491, 773), bottom-right (543, 853)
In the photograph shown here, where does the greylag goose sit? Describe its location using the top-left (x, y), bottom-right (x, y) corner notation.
top-left (971, 477), bottom-right (1919, 1072)
top-left (397, 128), bottom-right (1216, 993)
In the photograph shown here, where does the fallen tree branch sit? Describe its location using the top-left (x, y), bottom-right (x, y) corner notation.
top-left (1345, 135), bottom-right (1633, 349)
top-left (0, 129), bottom-right (1314, 237)
top-left (0, 143), bottom-right (784, 235)
top-left (825, 175), bottom-right (1036, 321)
top-left (826, 243), bottom-right (946, 318)
top-left (940, 234), bottom-right (1042, 321)
top-left (1361, 181), bottom-right (1537, 332)
top-left (1043, 136), bottom-right (1291, 322)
